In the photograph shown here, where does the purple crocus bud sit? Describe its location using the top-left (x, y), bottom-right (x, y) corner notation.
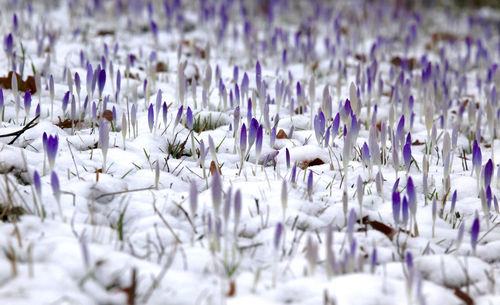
top-left (42, 132), bottom-right (48, 153)
top-left (347, 208), bottom-right (356, 241)
top-left (357, 175), bottom-right (363, 206)
top-left (403, 142), bottom-right (412, 169)
top-left (471, 212), bottom-right (480, 254)
top-left (62, 91), bottom-right (70, 115)
top-left (211, 169), bottom-right (222, 216)
top-left (234, 189), bottom-right (242, 226)
top-left (233, 65), bottom-right (239, 83)
top-left (75, 72), bottom-right (81, 96)
top-left (190, 180), bottom-right (197, 216)
top-left (362, 142), bottom-right (370, 166)
top-left (332, 113), bottom-right (340, 135)
top-left (392, 178), bottom-right (400, 193)
top-left (307, 170), bottom-right (313, 198)
top-left (370, 248), bottom-right (377, 273)
top-left (402, 196), bottom-right (409, 225)
top-left (155, 89), bottom-right (162, 114)
top-left (46, 74), bottom-right (53, 102)
top-left (472, 140), bottom-right (482, 171)
top-left (274, 222), bottom-right (283, 251)
top-left (174, 106), bottom-right (183, 129)
top-left (248, 118), bottom-right (258, 148)
top-left (286, 148), bottom-right (291, 169)
top-left (151, 21), bottom-right (158, 39)
top-left (86, 64), bottom-right (93, 95)
top-left (35, 103), bottom-right (40, 117)
top-left (98, 69), bottom-right (106, 98)
top-left (290, 165), bottom-right (297, 184)
top-left (148, 104), bottom-right (154, 132)
top-left (450, 189), bottom-right (457, 216)
top-left (0, 88), bottom-right (4, 111)
top-left (484, 159), bottom-right (493, 187)
top-left (392, 191), bottom-right (401, 224)
top-left (240, 123), bottom-right (247, 158)
top-left (281, 180), bottom-right (287, 213)
top-left (47, 135), bottom-right (58, 171)
top-left (4, 33), bottom-right (13, 55)
top-left (51, 171), bottom-right (60, 203)
top-left (99, 121), bottom-right (110, 171)
top-left (186, 107), bottom-right (193, 130)
top-left (406, 177), bottom-right (416, 214)
top-left (90, 102), bottom-right (97, 123)
top-left (256, 60), bottom-right (261, 91)
top-left (396, 115), bottom-right (405, 143)
top-left (33, 170), bottom-right (42, 199)
top-left (376, 171), bottom-right (383, 195)
top-left (255, 125), bottom-right (263, 160)
top-left (71, 95), bottom-right (76, 122)
top-left (24, 91), bottom-right (32, 116)
top-left (162, 102), bottom-right (168, 127)
top-left (270, 127), bottom-right (276, 148)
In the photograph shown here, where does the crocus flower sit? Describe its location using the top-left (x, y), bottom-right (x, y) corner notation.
top-left (256, 60), bottom-right (261, 91)
top-left (290, 165), bottom-right (297, 185)
top-left (190, 180), bottom-right (198, 217)
top-left (47, 135), bottom-right (58, 172)
top-left (255, 125), bottom-right (263, 162)
top-left (33, 170), bottom-right (41, 199)
top-left (270, 127), bottom-right (276, 148)
top-left (403, 142), bottom-right (412, 170)
top-left (332, 113), bottom-right (340, 135)
top-left (99, 121), bottom-right (110, 172)
top-left (186, 106), bottom-right (193, 130)
top-left (234, 189), bottom-right (242, 236)
top-left (155, 89), bottom-right (162, 116)
top-left (240, 123), bottom-right (247, 159)
top-left (307, 170), bottom-right (313, 199)
top-left (24, 91), bottom-right (31, 116)
top-left (248, 118), bottom-right (258, 149)
top-left (51, 171), bottom-right (63, 219)
top-left (484, 159), bottom-right (493, 187)
top-left (402, 196), bottom-right (409, 226)
top-left (406, 177), bottom-right (416, 214)
top-left (51, 171), bottom-right (60, 204)
top-left (392, 191), bottom-right (401, 225)
top-left (162, 102), bottom-right (168, 127)
top-left (274, 222), bottom-right (282, 251)
top-left (148, 104), bottom-right (154, 133)
top-left (472, 140), bottom-right (482, 173)
top-left (98, 69), bottom-right (106, 98)
top-left (174, 106), bottom-right (183, 129)
top-left (211, 169), bottom-right (222, 216)
top-left (0, 88), bottom-right (4, 115)
top-left (4, 33), bottom-right (13, 56)
top-left (471, 212), bottom-right (480, 255)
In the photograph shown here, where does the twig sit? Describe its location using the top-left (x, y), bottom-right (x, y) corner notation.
top-left (152, 198), bottom-right (182, 243)
top-left (0, 115), bottom-right (40, 145)
top-left (94, 186), bottom-right (155, 201)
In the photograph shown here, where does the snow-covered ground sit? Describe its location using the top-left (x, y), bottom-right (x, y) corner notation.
top-left (0, 1), bottom-right (499, 304)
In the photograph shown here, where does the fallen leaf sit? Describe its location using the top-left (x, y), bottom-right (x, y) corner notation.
top-left (369, 221), bottom-right (396, 240)
top-left (299, 158), bottom-right (325, 170)
top-left (210, 161), bottom-right (221, 175)
top-left (453, 288), bottom-right (473, 305)
top-left (102, 110), bottom-right (113, 122)
top-left (0, 71), bottom-right (37, 94)
top-left (227, 280), bottom-right (236, 297)
top-left (276, 129), bottom-right (288, 139)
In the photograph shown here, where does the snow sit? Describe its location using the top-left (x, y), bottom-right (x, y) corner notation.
top-left (0, 1), bottom-right (499, 304)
